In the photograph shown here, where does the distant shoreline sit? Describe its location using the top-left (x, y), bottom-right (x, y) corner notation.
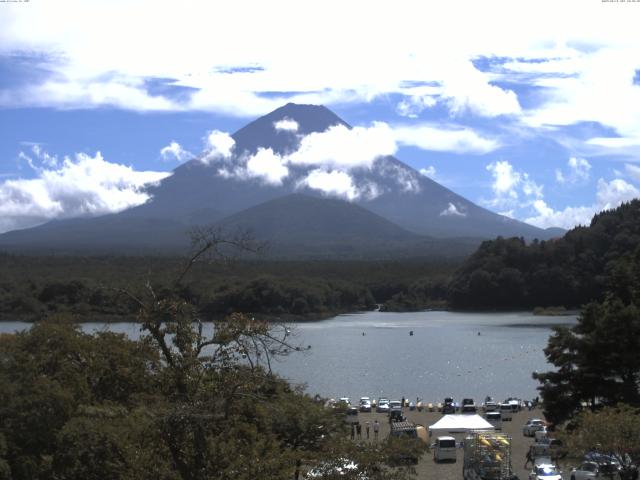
top-left (0, 306), bottom-right (579, 324)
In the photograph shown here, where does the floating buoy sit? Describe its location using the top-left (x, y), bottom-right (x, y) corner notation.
top-left (409, 330), bottom-right (414, 336)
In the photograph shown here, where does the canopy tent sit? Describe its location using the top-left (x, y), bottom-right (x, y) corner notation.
top-left (428, 414), bottom-right (494, 437)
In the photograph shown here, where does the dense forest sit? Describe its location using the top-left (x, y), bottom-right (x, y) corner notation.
top-left (0, 255), bottom-right (455, 322)
top-left (5, 201), bottom-right (640, 322)
top-left (448, 200), bottom-right (640, 310)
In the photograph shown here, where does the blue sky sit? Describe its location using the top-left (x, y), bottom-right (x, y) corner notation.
top-left (2, 0), bottom-right (640, 233)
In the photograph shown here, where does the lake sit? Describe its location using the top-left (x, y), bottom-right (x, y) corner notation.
top-left (0, 310), bottom-right (576, 404)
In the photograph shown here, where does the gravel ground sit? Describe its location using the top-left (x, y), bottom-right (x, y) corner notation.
top-left (350, 406), bottom-right (566, 480)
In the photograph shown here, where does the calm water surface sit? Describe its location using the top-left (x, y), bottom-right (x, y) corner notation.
top-left (1, 310), bottom-right (576, 404)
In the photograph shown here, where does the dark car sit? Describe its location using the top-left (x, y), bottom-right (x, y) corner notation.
top-left (443, 397), bottom-right (456, 414)
top-left (389, 409), bottom-right (404, 423)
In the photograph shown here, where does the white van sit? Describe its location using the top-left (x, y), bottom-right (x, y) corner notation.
top-left (499, 403), bottom-right (513, 421)
top-left (433, 436), bottom-right (457, 462)
top-left (486, 411), bottom-right (502, 430)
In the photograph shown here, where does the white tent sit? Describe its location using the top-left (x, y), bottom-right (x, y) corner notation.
top-left (428, 414), bottom-right (494, 437)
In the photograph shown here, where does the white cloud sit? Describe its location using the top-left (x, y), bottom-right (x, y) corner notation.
top-left (18, 145), bottom-right (58, 170)
top-left (3, 78), bottom-right (181, 112)
top-left (378, 162), bottom-right (421, 193)
top-left (298, 169), bottom-right (359, 201)
top-left (525, 200), bottom-right (595, 230)
top-left (160, 141), bottom-right (192, 162)
top-left (244, 148), bottom-right (289, 185)
top-left (440, 203), bottom-right (466, 217)
top-left (202, 130), bottom-right (235, 163)
top-left (555, 157), bottom-right (591, 185)
top-left (392, 124), bottom-right (500, 154)
top-left (288, 123), bottom-right (396, 170)
top-left (625, 163), bottom-right (640, 182)
top-left (487, 161), bottom-right (521, 199)
top-left (596, 177), bottom-right (639, 210)
top-left (0, 150), bottom-right (171, 233)
top-left (274, 118), bottom-right (299, 132)
top-left (396, 95), bottom-right (437, 118)
top-left (210, 123), bottom-right (398, 189)
top-left (439, 59), bottom-right (521, 117)
top-left (517, 47), bottom-right (640, 152)
top-left (419, 166), bottom-right (436, 178)
top-left (32, 145), bottom-right (58, 168)
top-left (483, 160), bottom-right (543, 210)
top-left (525, 178), bottom-right (640, 229)
top-left (6, 1), bottom-right (623, 119)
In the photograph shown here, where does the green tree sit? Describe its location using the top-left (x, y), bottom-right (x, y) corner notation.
top-left (533, 299), bottom-right (640, 425)
top-left (561, 405), bottom-right (640, 480)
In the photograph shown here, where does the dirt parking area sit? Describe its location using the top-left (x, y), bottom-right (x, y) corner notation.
top-left (351, 406), bottom-right (564, 480)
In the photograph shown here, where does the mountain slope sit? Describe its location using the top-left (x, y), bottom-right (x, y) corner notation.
top-left (0, 103), bottom-right (559, 256)
top-left (123, 102), bottom-right (556, 239)
top-left (215, 193), bottom-right (462, 258)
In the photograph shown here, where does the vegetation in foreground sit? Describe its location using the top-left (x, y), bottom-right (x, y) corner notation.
top-left (0, 233), bottom-right (426, 480)
top-left (531, 206), bottom-right (640, 476)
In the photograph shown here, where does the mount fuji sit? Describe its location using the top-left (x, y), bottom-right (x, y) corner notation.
top-left (0, 103), bottom-right (559, 257)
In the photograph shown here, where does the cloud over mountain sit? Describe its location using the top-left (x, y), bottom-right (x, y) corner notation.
top-left (0, 148), bottom-right (170, 233)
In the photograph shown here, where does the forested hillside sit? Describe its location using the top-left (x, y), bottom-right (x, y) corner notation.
top-left (449, 200), bottom-right (640, 309)
top-left (0, 256), bottom-right (456, 321)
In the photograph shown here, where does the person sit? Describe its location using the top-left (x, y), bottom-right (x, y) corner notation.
top-left (350, 423), bottom-right (355, 440)
top-left (365, 421), bottom-right (370, 439)
top-left (401, 396), bottom-right (405, 409)
top-left (524, 446), bottom-right (533, 469)
top-left (356, 423), bottom-right (362, 439)
top-left (373, 420), bottom-right (380, 440)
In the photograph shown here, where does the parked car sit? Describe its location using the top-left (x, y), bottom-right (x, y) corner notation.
top-left (505, 397), bottom-right (522, 412)
top-left (583, 452), bottom-right (621, 468)
top-left (443, 397), bottom-right (456, 414)
top-left (359, 397), bottom-right (372, 412)
top-left (500, 403), bottom-right (513, 421)
top-left (433, 436), bottom-right (457, 463)
top-left (389, 400), bottom-right (402, 411)
top-left (570, 461), bottom-right (619, 480)
top-left (377, 398), bottom-right (390, 413)
top-left (485, 411), bottom-right (502, 430)
top-left (529, 438), bottom-right (566, 460)
top-left (534, 426), bottom-right (549, 442)
top-left (461, 398), bottom-right (477, 413)
top-left (345, 406), bottom-right (359, 424)
top-left (338, 397), bottom-right (351, 407)
top-left (483, 396), bottom-right (498, 412)
top-left (389, 409), bottom-right (404, 422)
top-left (529, 460), bottom-right (562, 480)
top-left (523, 418), bottom-right (546, 436)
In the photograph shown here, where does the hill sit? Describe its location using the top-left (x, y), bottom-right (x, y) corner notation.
top-left (217, 193), bottom-right (481, 259)
top-left (448, 200), bottom-right (640, 309)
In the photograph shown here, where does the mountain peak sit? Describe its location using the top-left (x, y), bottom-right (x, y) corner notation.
top-left (232, 103), bottom-right (348, 155)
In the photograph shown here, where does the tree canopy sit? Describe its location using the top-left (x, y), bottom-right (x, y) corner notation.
top-left (561, 405), bottom-right (640, 480)
top-left (0, 231), bottom-right (423, 480)
top-left (449, 200), bottom-right (640, 310)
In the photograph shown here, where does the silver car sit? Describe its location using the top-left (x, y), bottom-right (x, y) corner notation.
top-left (376, 398), bottom-right (390, 413)
top-left (570, 461), bottom-right (619, 480)
top-left (523, 418), bottom-right (546, 436)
